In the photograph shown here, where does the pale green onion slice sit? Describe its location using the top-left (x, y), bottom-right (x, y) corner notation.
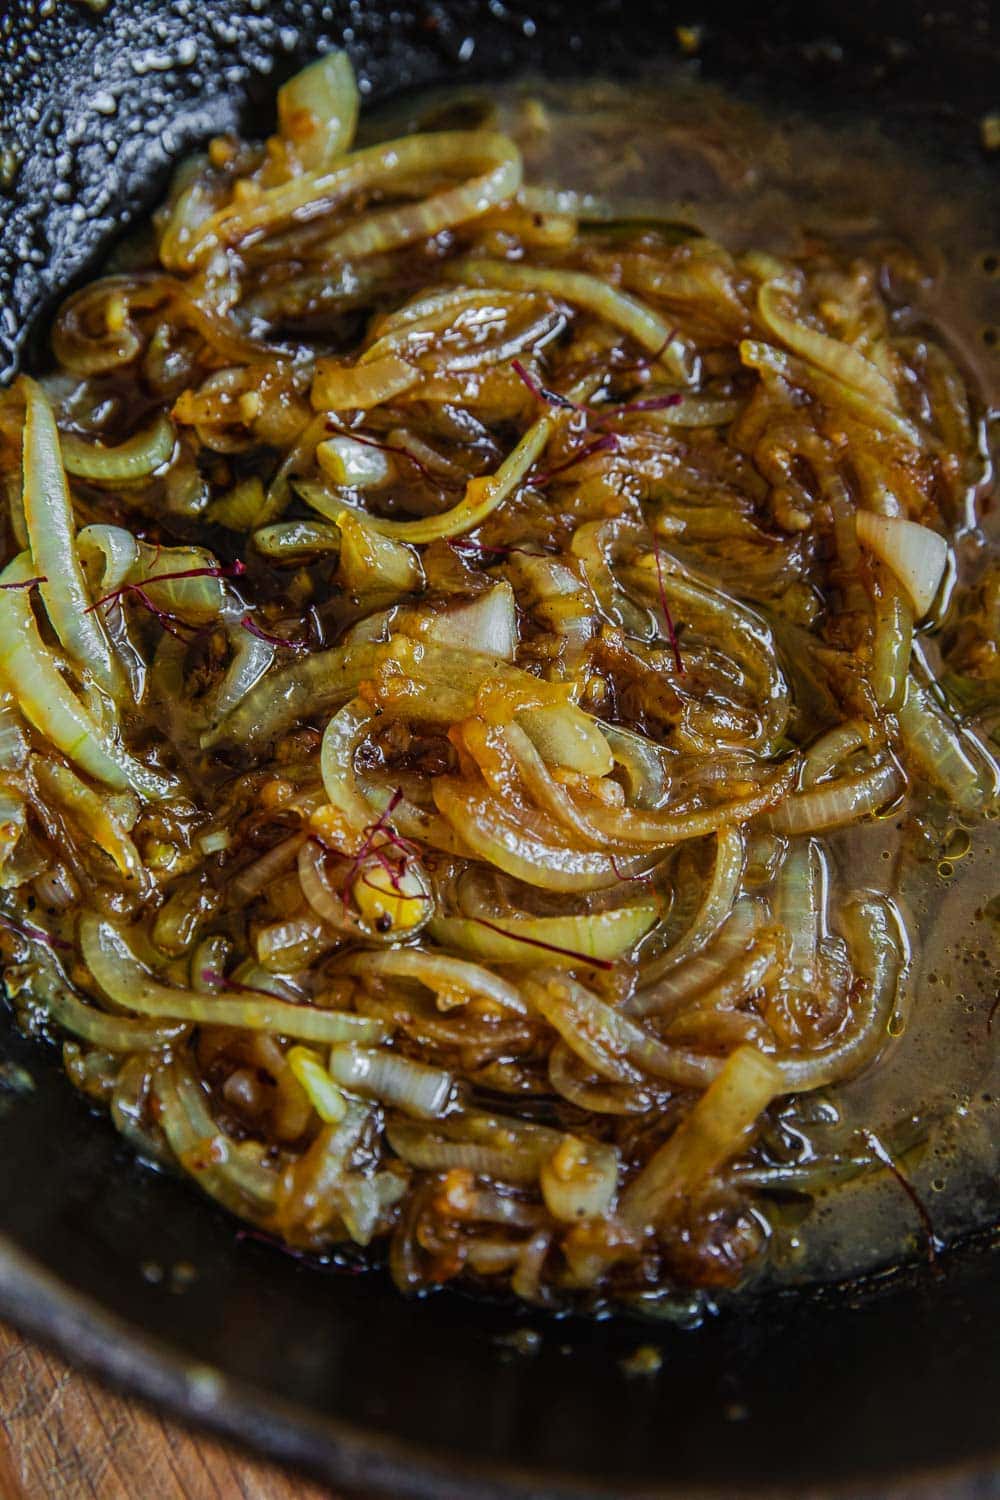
top-left (21, 378), bottom-right (120, 697)
top-left (278, 49), bottom-right (360, 172)
top-left (61, 413), bottom-right (176, 483)
top-left (856, 511), bottom-right (948, 619)
top-left (429, 902), bottom-right (659, 967)
top-left (79, 913), bottom-right (387, 1045)
top-left (0, 553), bottom-right (172, 798)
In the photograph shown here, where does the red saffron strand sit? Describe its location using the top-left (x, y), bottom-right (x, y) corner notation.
top-left (601, 392), bottom-right (683, 418)
top-left (199, 968), bottom-right (283, 999)
top-left (651, 533), bottom-right (684, 675)
top-left (0, 575), bottom-right (47, 592)
top-left (357, 870), bottom-right (431, 905)
top-left (534, 433), bottom-right (620, 486)
top-left (612, 327), bottom-right (679, 376)
top-left (87, 559), bottom-right (246, 618)
top-left (609, 854), bottom-right (652, 884)
top-left (448, 538), bottom-right (513, 565)
top-left (0, 913), bottom-right (71, 950)
top-left (470, 914), bottom-right (615, 971)
top-left (339, 788), bottom-right (406, 905)
top-left (329, 427), bottom-right (462, 491)
top-left (510, 358), bottom-right (586, 414)
top-left (448, 538), bottom-right (558, 566)
top-left (94, 584), bottom-right (199, 640)
top-left (511, 356), bottom-right (682, 425)
top-left (240, 614), bottom-right (301, 650)
top-left (862, 1130), bottom-right (942, 1267)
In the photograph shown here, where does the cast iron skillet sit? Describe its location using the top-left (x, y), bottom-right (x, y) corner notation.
top-left (1, 2), bottom-right (998, 1494)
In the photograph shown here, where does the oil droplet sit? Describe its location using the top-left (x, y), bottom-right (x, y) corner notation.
top-left (170, 1259), bottom-right (198, 1292)
top-left (938, 860), bottom-right (954, 879)
top-left (887, 1011), bottom-right (907, 1037)
top-left (619, 1344), bottom-right (662, 1378)
top-left (943, 827), bottom-right (971, 862)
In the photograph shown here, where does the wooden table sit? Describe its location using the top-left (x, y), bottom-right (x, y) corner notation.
top-left (0, 1322), bottom-right (337, 1500)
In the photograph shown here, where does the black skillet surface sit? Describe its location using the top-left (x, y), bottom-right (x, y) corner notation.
top-left (1, 2), bottom-right (999, 1495)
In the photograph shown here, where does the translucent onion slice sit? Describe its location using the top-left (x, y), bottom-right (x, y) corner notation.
top-left (61, 414), bottom-right (176, 483)
top-left (640, 825), bottom-right (745, 983)
top-left (326, 1044), bottom-right (452, 1119)
top-left (21, 378), bottom-right (120, 697)
top-left (523, 970), bottom-right (722, 1089)
top-left (432, 777), bottom-right (654, 892)
top-left (314, 132), bottom-right (523, 265)
top-left (0, 790), bottom-right (26, 879)
top-left (856, 511), bottom-right (948, 619)
top-left (253, 518), bottom-right (344, 559)
top-left (207, 476), bottom-right (267, 531)
top-left (231, 832), bottom-right (306, 903)
top-left (621, 558), bottom-right (791, 750)
top-left (428, 903), bottom-right (658, 967)
top-left (32, 757), bottom-right (145, 884)
top-left (0, 553), bottom-right (172, 798)
top-left (364, 287), bottom-right (562, 374)
top-left (664, 932), bottom-right (785, 1024)
top-left (77, 524), bottom-right (141, 595)
top-left (386, 1112), bottom-right (564, 1185)
top-left (774, 837), bottom-right (826, 974)
top-left (758, 281), bottom-right (901, 411)
top-left (539, 1134), bottom-right (619, 1223)
top-left (801, 722), bottom-right (868, 787)
top-left (517, 703), bottom-right (612, 776)
top-left (319, 697), bottom-right (382, 845)
top-left (897, 679), bottom-right (994, 814)
top-left (287, 1045), bottom-right (349, 1124)
top-left (133, 541), bottom-right (234, 624)
top-left (444, 258), bottom-right (693, 383)
top-left (317, 435), bottom-right (393, 488)
top-left (630, 897), bottom-right (762, 1019)
top-left (169, 131), bottom-right (522, 270)
top-left (421, 583), bottom-right (518, 661)
top-left (297, 408), bottom-right (553, 545)
top-left (311, 354), bottom-right (420, 412)
top-left (156, 1059), bottom-right (279, 1215)
top-left (0, 691), bottom-right (28, 771)
top-left (208, 623), bottom-right (275, 730)
top-left (775, 896), bottom-right (903, 1091)
top-left (51, 978), bottom-right (187, 1050)
top-left (548, 1041), bottom-right (656, 1116)
top-left (202, 637), bottom-right (384, 750)
top-left (740, 340), bottom-right (924, 448)
top-left (364, 634), bottom-right (568, 724)
top-left (869, 569), bottom-right (914, 711)
top-left (79, 913), bottom-right (386, 1044)
top-left (570, 762), bottom-right (798, 849)
top-left (766, 757), bottom-right (904, 834)
top-left (620, 1045), bottom-right (782, 1231)
top-left (278, 49), bottom-right (359, 172)
top-left (599, 722), bottom-right (668, 809)
top-left (342, 947), bottom-right (527, 1015)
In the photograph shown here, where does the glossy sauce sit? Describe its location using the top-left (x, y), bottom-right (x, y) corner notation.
top-left (375, 73), bottom-right (1000, 1287)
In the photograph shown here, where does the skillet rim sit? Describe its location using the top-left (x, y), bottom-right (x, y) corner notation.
top-left (1, 3), bottom-right (998, 1493)
top-left (2, 1232), bottom-right (999, 1500)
